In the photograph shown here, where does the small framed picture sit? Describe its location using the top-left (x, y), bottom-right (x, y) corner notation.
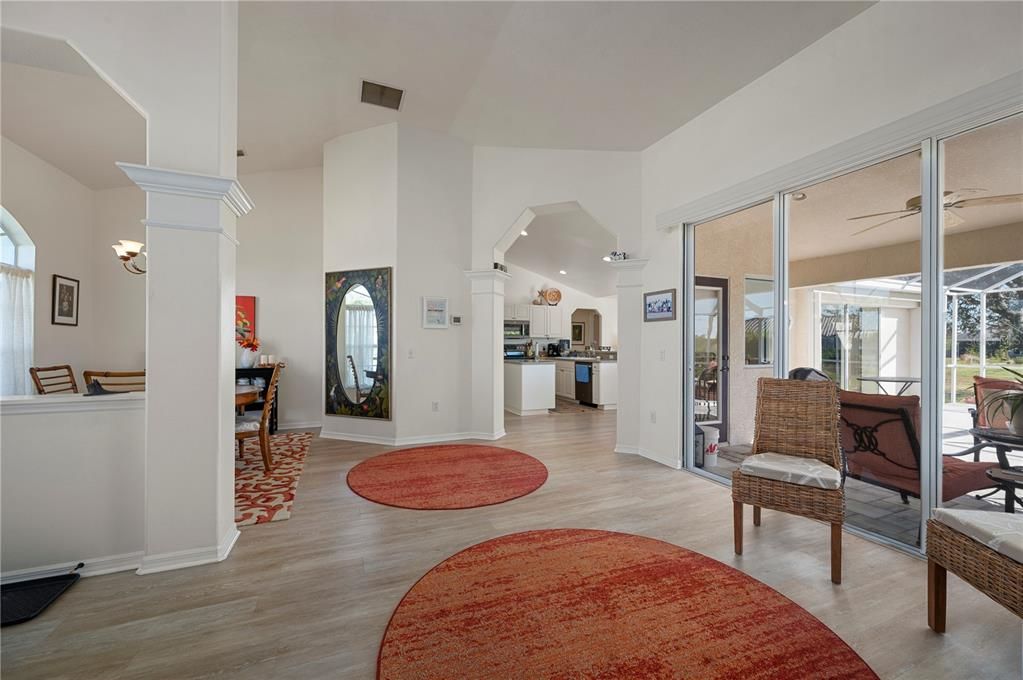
top-left (644, 288), bottom-right (676, 322)
top-left (422, 296), bottom-right (449, 329)
top-left (52, 275), bottom-right (80, 326)
top-left (571, 322), bottom-right (585, 344)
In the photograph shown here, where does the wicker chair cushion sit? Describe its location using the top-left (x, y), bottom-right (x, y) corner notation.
top-left (933, 508), bottom-right (1023, 563)
top-left (739, 452), bottom-right (841, 490)
top-left (235, 416), bottom-right (262, 433)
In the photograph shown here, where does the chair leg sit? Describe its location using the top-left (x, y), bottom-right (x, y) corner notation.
top-left (753, 505), bottom-right (761, 527)
top-left (899, 491), bottom-right (909, 505)
top-left (258, 431), bottom-right (272, 473)
top-left (733, 501), bottom-right (743, 555)
top-left (830, 523), bottom-right (842, 585)
top-left (928, 558), bottom-right (946, 633)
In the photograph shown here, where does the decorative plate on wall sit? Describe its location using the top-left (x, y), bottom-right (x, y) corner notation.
top-left (543, 288), bottom-right (562, 306)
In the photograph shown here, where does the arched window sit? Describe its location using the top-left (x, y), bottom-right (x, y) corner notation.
top-left (1, 207), bottom-right (35, 395)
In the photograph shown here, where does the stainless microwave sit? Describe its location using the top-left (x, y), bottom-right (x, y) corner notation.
top-left (503, 321), bottom-right (530, 338)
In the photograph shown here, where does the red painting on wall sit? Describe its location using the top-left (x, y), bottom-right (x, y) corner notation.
top-left (236, 296), bottom-right (256, 341)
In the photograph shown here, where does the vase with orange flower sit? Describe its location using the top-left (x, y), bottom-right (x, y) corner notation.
top-left (238, 336), bottom-right (261, 368)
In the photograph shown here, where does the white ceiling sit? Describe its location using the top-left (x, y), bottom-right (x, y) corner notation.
top-left (701, 114), bottom-right (1023, 262)
top-left (237, 1), bottom-right (873, 173)
top-left (1, 30), bottom-right (145, 190)
top-left (505, 203), bottom-right (617, 297)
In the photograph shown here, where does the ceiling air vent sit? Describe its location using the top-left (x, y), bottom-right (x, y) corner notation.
top-left (361, 80), bottom-right (403, 111)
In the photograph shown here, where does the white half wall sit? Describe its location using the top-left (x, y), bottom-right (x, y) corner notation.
top-left (237, 167), bottom-right (323, 429)
top-left (1, 393), bottom-right (145, 580)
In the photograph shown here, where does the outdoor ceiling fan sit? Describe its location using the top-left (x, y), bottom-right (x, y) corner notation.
top-left (848, 189), bottom-right (1023, 236)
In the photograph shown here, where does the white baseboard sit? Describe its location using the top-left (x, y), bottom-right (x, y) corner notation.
top-left (277, 421), bottom-right (322, 431)
top-left (2, 551), bottom-right (143, 584)
top-left (504, 407), bottom-right (550, 417)
top-left (616, 444), bottom-right (681, 470)
top-left (319, 430), bottom-right (507, 446)
top-left (136, 526), bottom-right (239, 575)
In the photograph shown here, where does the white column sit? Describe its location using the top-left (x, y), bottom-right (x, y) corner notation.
top-left (610, 258), bottom-right (648, 455)
top-left (466, 269), bottom-right (510, 440)
top-left (119, 164), bottom-right (252, 574)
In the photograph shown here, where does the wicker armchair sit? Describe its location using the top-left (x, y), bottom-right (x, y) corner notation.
top-left (927, 513), bottom-right (1022, 632)
top-left (733, 377), bottom-right (844, 583)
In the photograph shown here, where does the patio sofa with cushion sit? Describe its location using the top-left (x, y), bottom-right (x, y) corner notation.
top-left (838, 389), bottom-right (999, 503)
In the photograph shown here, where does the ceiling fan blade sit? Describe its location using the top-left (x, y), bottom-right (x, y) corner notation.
top-left (852, 212), bottom-right (916, 236)
top-left (943, 209), bottom-right (965, 229)
top-left (847, 208), bottom-right (918, 221)
top-left (950, 193), bottom-right (1023, 208)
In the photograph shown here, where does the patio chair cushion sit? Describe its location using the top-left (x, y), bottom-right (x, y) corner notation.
top-left (739, 452), bottom-right (842, 490)
top-left (932, 508), bottom-right (1023, 563)
top-left (235, 415), bottom-right (262, 433)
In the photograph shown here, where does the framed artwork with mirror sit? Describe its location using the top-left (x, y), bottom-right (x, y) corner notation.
top-left (325, 267), bottom-right (392, 420)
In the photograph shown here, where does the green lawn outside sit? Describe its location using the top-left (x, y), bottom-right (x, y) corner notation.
top-left (946, 363), bottom-right (1023, 403)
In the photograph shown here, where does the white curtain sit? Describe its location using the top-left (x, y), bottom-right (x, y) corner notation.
top-left (343, 306), bottom-right (377, 389)
top-left (0, 264), bottom-right (34, 395)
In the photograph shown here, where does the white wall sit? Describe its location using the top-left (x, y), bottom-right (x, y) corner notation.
top-left (237, 167), bottom-right (323, 429)
top-left (394, 125), bottom-right (473, 441)
top-left (92, 185), bottom-right (146, 370)
top-left (1, 393), bottom-right (145, 578)
top-left (322, 124), bottom-right (398, 441)
top-left (636, 1), bottom-right (1023, 468)
top-left (2, 137), bottom-right (95, 375)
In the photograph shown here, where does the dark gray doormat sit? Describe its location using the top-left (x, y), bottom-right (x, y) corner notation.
top-left (2, 565), bottom-right (82, 626)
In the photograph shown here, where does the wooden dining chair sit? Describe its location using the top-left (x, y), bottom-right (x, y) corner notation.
top-left (235, 363), bottom-right (282, 473)
top-left (29, 365), bottom-right (79, 394)
top-left (83, 370), bottom-right (146, 392)
top-left (346, 355), bottom-right (363, 400)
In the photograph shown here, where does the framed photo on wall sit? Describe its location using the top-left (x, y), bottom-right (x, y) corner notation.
top-left (644, 288), bottom-right (676, 322)
top-left (51, 275), bottom-right (80, 326)
top-left (422, 296), bottom-right (449, 329)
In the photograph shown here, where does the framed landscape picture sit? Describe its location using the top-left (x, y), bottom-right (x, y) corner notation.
top-left (644, 288), bottom-right (676, 322)
top-left (51, 275), bottom-right (80, 326)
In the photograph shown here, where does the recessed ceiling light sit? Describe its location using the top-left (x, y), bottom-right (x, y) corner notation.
top-left (520, 231), bottom-right (528, 236)
top-left (791, 192), bottom-right (807, 201)
top-left (602, 256), bottom-right (611, 262)
top-left (559, 270), bottom-right (567, 275)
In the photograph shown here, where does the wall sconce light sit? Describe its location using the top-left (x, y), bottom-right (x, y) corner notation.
top-left (112, 239), bottom-right (146, 274)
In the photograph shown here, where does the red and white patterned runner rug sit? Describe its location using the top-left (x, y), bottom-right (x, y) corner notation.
top-left (235, 431), bottom-right (313, 526)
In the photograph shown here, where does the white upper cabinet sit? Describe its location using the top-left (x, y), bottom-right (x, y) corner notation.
top-left (504, 304), bottom-right (530, 321)
top-left (528, 305), bottom-right (565, 338)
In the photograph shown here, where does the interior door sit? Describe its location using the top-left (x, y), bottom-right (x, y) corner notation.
top-left (694, 276), bottom-right (729, 441)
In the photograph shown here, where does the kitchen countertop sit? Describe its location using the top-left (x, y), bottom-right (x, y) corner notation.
top-left (550, 357), bottom-right (617, 363)
top-left (504, 359), bottom-right (556, 365)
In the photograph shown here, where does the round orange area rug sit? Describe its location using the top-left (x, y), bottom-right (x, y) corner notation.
top-left (378, 530), bottom-right (879, 680)
top-left (346, 445), bottom-right (548, 509)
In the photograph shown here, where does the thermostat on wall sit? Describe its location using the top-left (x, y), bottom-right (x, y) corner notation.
top-left (451, 315), bottom-right (463, 325)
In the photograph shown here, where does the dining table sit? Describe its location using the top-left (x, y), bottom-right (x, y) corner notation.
top-left (235, 384), bottom-right (260, 408)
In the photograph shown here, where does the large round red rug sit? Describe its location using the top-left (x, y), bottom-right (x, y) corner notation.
top-left (346, 444), bottom-right (548, 509)
top-left (378, 529), bottom-right (878, 679)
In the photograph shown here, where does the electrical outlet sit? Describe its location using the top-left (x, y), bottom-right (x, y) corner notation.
top-left (649, 410), bottom-right (657, 424)
top-left (408, 349), bottom-right (415, 359)
top-left (659, 350), bottom-right (666, 362)
top-left (431, 401), bottom-right (439, 412)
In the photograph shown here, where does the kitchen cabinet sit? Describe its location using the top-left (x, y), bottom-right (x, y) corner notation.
top-left (555, 361), bottom-right (575, 399)
top-left (504, 362), bottom-right (555, 416)
top-left (592, 362), bottom-right (618, 410)
top-left (529, 305), bottom-right (564, 338)
top-left (503, 304), bottom-right (531, 322)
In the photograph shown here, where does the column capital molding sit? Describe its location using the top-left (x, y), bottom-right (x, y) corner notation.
top-left (608, 258), bottom-right (649, 272)
top-left (464, 268), bottom-right (512, 282)
top-left (117, 162), bottom-right (254, 217)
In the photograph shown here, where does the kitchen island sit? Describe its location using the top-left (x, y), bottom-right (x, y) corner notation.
top-left (504, 360), bottom-right (556, 416)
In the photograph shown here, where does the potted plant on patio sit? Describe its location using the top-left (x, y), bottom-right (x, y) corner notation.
top-left (981, 366), bottom-right (1023, 435)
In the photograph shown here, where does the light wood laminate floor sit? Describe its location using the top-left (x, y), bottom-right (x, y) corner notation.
top-left (3, 410), bottom-right (1020, 679)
